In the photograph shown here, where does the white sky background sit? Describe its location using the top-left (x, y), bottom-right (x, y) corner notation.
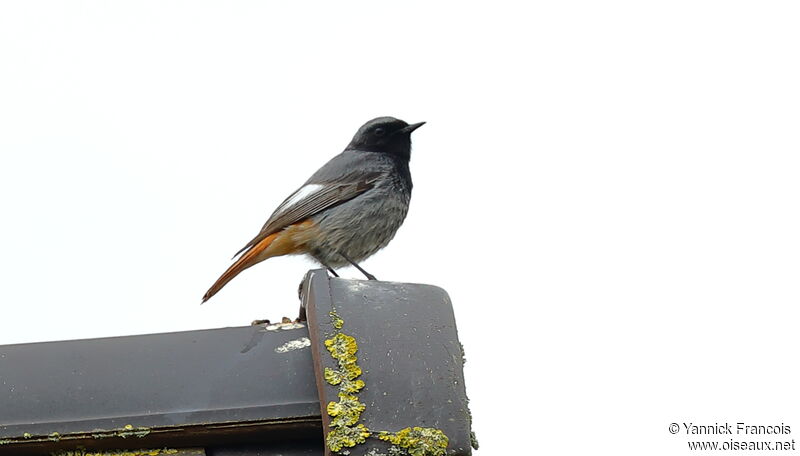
top-left (1, 1), bottom-right (799, 454)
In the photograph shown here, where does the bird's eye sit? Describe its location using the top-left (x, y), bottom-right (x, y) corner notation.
top-left (374, 128), bottom-right (386, 137)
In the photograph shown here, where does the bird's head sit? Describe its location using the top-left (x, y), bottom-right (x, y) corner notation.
top-left (346, 117), bottom-right (425, 160)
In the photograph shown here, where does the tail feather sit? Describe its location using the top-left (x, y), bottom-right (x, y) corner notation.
top-left (202, 232), bottom-right (279, 303)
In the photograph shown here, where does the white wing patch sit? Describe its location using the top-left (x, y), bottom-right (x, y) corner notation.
top-left (275, 184), bottom-right (324, 215)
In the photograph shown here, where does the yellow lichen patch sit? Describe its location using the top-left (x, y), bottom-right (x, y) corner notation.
top-left (324, 367), bottom-right (343, 385)
top-left (324, 333), bottom-right (358, 366)
top-left (326, 423), bottom-right (371, 452)
top-left (324, 365), bottom-right (363, 384)
top-left (327, 393), bottom-right (366, 427)
top-left (377, 427), bottom-right (449, 456)
top-left (324, 367), bottom-right (365, 394)
top-left (329, 311), bottom-right (344, 330)
top-left (339, 377), bottom-right (365, 394)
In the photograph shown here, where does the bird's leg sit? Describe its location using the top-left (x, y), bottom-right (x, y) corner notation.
top-left (341, 254), bottom-right (377, 281)
top-left (311, 250), bottom-right (339, 278)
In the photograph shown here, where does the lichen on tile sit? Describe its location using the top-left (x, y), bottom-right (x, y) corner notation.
top-left (322, 308), bottom-right (450, 456)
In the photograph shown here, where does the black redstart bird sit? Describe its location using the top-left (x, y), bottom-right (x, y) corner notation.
top-left (202, 116), bottom-right (424, 303)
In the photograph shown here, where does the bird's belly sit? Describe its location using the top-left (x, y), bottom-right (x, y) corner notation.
top-left (306, 193), bottom-right (409, 267)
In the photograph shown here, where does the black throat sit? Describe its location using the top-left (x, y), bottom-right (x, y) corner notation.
top-left (346, 137), bottom-right (412, 162)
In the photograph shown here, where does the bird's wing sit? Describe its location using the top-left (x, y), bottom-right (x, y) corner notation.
top-left (233, 171), bottom-right (382, 258)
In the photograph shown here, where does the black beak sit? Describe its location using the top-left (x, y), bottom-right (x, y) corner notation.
top-left (399, 122), bottom-right (425, 134)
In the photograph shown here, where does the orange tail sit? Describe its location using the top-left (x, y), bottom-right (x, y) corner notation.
top-left (202, 232), bottom-right (280, 303)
